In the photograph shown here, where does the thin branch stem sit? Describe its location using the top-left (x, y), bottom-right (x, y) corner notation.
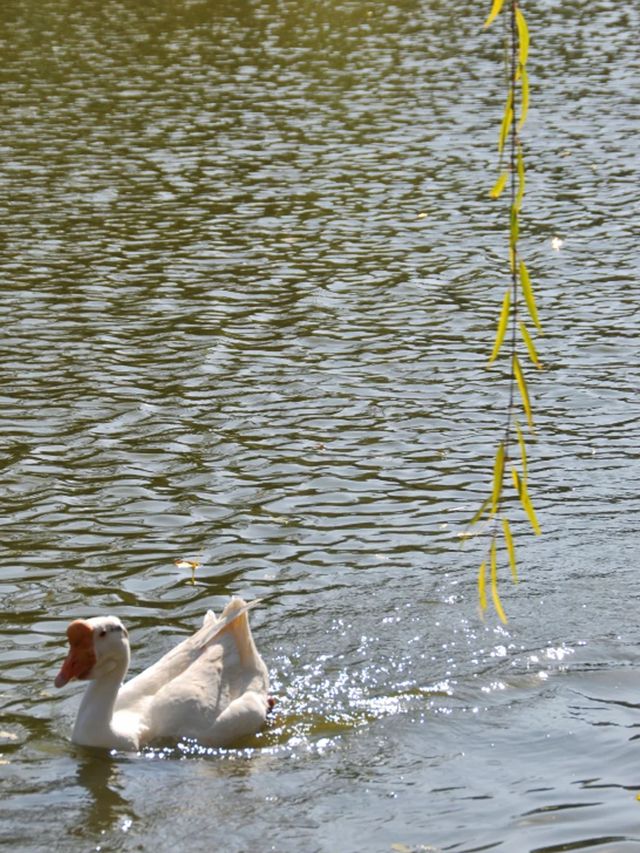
top-left (499, 0), bottom-right (520, 511)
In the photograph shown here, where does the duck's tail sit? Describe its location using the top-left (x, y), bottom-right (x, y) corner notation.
top-left (195, 597), bottom-right (262, 651)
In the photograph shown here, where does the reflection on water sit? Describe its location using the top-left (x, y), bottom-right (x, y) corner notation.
top-left (1, 0), bottom-right (640, 850)
top-left (73, 751), bottom-right (136, 839)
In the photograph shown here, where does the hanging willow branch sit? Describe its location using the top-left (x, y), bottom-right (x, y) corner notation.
top-left (471, 0), bottom-right (542, 623)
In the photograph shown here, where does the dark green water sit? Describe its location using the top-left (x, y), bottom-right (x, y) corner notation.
top-left (1, 1), bottom-right (639, 850)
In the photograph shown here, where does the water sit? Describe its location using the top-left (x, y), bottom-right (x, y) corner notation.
top-left (1, 0), bottom-right (639, 850)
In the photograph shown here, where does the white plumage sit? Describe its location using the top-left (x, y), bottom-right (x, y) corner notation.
top-left (55, 598), bottom-right (270, 750)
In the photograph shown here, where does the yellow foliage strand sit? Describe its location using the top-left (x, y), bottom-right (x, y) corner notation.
top-left (518, 64), bottom-right (529, 130)
top-left (499, 91), bottom-right (514, 154)
top-left (478, 560), bottom-right (488, 611)
top-left (484, 0), bottom-right (506, 28)
top-left (519, 260), bottom-right (541, 330)
top-left (490, 539), bottom-right (508, 623)
top-left (509, 205), bottom-right (519, 249)
top-left (515, 420), bottom-right (528, 479)
top-left (490, 171), bottom-right (509, 199)
top-left (519, 321), bottom-right (542, 368)
top-left (473, 1), bottom-right (541, 622)
top-left (468, 495), bottom-right (492, 528)
top-left (502, 517), bottom-right (518, 582)
top-left (515, 6), bottom-right (530, 67)
top-left (518, 474), bottom-right (542, 534)
top-left (488, 288), bottom-right (511, 364)
top-left (513, 354), bottom-right (534, 429)
top-left (490, 441), bottom-right (505, 515)
top-left (515, 144), bottom-right (525, 212)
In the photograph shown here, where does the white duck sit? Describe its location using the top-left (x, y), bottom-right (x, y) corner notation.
top-left (54, 597), bottom-right (270, 750)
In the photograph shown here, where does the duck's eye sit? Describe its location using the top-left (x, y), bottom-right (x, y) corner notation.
top-left (99, 628), bottom-right (107, 638)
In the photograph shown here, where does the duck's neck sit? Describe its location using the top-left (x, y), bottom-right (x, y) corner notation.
top-left (72, 661), bottom-right (130, 749)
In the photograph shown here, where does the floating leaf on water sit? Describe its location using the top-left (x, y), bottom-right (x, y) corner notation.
top-left (175, 559), bottom-right (200, 571)
top-left (488, 288), bottom-right (511, 364)
top-left (0, 730), bottom-right (18, 741)
top-left (175, 558), bottom-right (201, 584)
top-left (484, 0), bottom-right (505, 29)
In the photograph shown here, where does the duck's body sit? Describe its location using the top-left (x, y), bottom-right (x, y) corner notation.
top-left (55, 598), bottom-right (270, 750)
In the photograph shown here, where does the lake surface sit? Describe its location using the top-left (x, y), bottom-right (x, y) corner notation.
top-left (1, 0), bottom-right (639, 850)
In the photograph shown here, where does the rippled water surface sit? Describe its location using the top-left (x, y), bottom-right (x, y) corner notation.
top-left (1, 0), bottom-right (639, 850)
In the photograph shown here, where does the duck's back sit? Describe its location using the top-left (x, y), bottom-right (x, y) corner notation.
top-left (117, 599), bottom-right (270, 746)
top-left (146, 628), bottom-right (268, 744)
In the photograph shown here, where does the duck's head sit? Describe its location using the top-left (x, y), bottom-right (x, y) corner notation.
top-left (54, 616), bottom-right (130, 687)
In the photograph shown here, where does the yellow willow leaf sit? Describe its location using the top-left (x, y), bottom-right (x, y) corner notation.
top-left (478, 560), bottom-right (488, 611)
top-left (510, 206), bottom-right (519, 251)
top-left (502, 517), bottom-right (518, 582)
top-left (519, 475), bottom-right (542, 534)
top-left (515, 420), bottom-right (528, 480)
top-left (484, 0), bottom-right (506, 29)
top-left (511, 464), bottom-right (520, 494)
top-left (490, 171), bottom-right (508, 199)
top-left (515, 144), bottom-right (525, 212)
top-left (519, 260), bottom-right (541, 330)
top-left (518, 64), bottom-right (529, 130)
top-left (490, 540), bottom-right (508, 624)
top-left (490, 441), bottom-right (505, 516)
top-left (488, 288), bottom-right (511, 364)
top-left (498, 92), bottom-right (513, 154)
top-left (519, 321), bottom-right (542, 368)
top-left (513, 354), bottom-right (534, 429)
top-left (516, 6), bottom-right (530, 68)
top-left (468, 495), bottom-right (492, 527)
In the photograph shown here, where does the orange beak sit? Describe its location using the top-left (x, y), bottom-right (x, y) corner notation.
top-left (54, 620), bottom-right (97, 688)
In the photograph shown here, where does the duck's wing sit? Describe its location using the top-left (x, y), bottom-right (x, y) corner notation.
top-left (115, 598), bottom-right (262, 715)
